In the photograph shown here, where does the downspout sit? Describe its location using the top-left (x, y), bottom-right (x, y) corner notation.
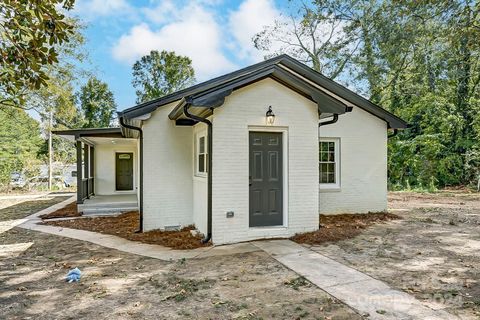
top-left (388, 129), bottom-right (398, 138)
top-left (183, 103), bottom-right (212, 244)
top-left (119, 117), bottom-right (144, 233)
top-left (318, 114), bottom-right (339, 127)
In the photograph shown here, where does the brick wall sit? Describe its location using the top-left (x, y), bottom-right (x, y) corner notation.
top-left (319, 106), bottom-right (388, 214)
top-left (211, 78), bottom-right (319, 244)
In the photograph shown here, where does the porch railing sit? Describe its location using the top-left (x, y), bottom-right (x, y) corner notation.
top-left (81, 177), bottom-right (94, 201)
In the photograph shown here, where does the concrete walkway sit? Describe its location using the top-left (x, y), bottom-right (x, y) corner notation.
top-left (252, 240), bottom-right (457, 320)
top-left (18, 197), bottom-right (259, 261)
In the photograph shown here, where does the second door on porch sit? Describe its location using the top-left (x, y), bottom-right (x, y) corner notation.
top-left (116, 153), bottom-right (133, 191)
top-left (249, 131), bottom-right (283, 227)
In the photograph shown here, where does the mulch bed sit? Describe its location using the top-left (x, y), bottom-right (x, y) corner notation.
top-left (40, 202), bottom-right (81, 219)
top-left (291, 212), bottom-right (400, 245)
top-left (43, 211), bottom-right (210, 250)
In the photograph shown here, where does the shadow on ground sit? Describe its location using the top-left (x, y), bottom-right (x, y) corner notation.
top-left (0, 195), bottom-right (70, 222)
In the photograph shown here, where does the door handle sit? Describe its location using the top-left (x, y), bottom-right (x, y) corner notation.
top-left (249, 175), bottom-right (252, 186)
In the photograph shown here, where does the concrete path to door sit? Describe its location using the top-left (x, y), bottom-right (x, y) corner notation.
top-left (252, 240), bottom-right (457, 320)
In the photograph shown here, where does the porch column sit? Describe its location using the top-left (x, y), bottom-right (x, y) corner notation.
top-left (83, 143), bottom-right (90, 198)
top-left (90, 146), bottom-right (94, 195)
top-left (76, 140), bottom-right (83, 204)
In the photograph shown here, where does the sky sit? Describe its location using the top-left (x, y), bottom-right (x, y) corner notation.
top-left (70, 0), bottom-right (293, 111)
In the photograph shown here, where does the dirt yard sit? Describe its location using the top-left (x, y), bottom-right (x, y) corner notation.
top-left (0, 196), bottom-right (360, 319)
top-left (310, 191), bottom-right (480, 320)
top-left (2, 191), bottom-right (479, 319)
top-left (0, 230), bottom-right (360, 320)
top-left (0, 193), bottom-right (71, 221)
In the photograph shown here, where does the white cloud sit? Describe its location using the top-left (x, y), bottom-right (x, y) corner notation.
top-left (227, 0), bottom-right (280, 62)
top-left (74, 0), bottom-right (133, 17)
top-left (142, 0), bottom-right (178, 25)
top-left (112, 3), bottom-right (236, 80)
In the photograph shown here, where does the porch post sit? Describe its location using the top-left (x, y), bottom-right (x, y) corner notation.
top-left (76, 140), bottom-right (83, 204)
top-left (83, 143), bottom-right (89, 198)
top-left (90, 146), bottom-right (94, 195)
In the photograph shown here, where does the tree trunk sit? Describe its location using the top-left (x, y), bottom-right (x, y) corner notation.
top-left (48, 110), bottom-right (53, 191)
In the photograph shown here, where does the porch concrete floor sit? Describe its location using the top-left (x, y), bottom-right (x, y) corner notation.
top-left (83, 194), bottom-right (138, 205)
top-left (79, 194), bottom-right (138, 215)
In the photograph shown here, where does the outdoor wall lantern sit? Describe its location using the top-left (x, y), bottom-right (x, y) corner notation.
top-left (266, 106), bottom-right (275, 125)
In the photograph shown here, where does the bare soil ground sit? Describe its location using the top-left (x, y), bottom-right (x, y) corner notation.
top-left (0, 194), bottom-right (71, 221)
top-left (0, 196), bottom-right (360, 320)
top-left (43, 211), bottom-right (210, 250)
top-left (310, 191), bottom-right (480, 320)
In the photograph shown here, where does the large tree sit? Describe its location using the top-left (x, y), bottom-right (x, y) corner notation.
top-left (25, 18), bottom-right (87, 189)
top-left (256, 0), bottom-right (480, 189)
top-left (253, 1), bottom-right (360, 80)
top-left (132, 50), bottom-right (195, 103)
top-left (0, 0), bottom-right (76, 109)
top-left (77, 77), bottom-right (117, 128)
top-left (0, 108), bottom-right (42, 190)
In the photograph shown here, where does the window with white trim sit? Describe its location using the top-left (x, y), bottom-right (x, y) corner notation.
top-left (195, 134), bottom-right (208, 176)
top-left (319, 139), bottom-right (340, 188)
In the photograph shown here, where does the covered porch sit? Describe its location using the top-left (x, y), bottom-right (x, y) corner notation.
top-left (54, 128), bottom-right (140, 214)
top-left (78, 194), bottom-right (138, 215)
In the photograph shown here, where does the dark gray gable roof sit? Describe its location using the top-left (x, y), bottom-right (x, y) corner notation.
top-left (118, 54), bottom-right (407, 129)
top-left (167, 64), bottom-right (348, 120)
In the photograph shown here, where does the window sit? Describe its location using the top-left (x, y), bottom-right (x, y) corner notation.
top-left (319, 139), bottom-right (340, 188)
top-left (196, 134), bottom-right (208, 176)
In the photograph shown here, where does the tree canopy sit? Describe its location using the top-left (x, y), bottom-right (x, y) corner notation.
top-left (256, 0), bottom-right (480, 189)
top-left (77, 77), bottom-right (117, 128)
top-left (0, 108), bottom-right (42, 188)
top-left (0, 0), bottom-right (76, 109)
top-left (132, 50), bottom-right (196, 104)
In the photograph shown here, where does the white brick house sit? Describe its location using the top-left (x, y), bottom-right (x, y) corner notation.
top-left (55, 55), bottom-right (406, 245)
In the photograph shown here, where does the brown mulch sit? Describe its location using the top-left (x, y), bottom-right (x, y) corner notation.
top-left (291, 212), bottom-right (400, 245)
top-left (40, 202), bottom-right (81, 220)
top-left (43, 211), bottom-right (210, 250)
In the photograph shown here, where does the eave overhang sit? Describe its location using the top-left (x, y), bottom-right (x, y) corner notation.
top-left (53, 128), bottom-right (123, 141)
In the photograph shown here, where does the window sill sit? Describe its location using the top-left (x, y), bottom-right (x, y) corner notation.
top-left (319, 185), bottom-right (341, 192)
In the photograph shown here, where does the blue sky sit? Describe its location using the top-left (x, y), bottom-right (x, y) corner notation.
top-left (71, 0), bottom-right (292, 111)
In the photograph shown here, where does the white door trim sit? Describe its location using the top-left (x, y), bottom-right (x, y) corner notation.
top-left (248, 125), bottom-right (289, 228)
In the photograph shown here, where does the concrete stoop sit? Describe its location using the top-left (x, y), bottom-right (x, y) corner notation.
top-left (78, 201), bottom-right (138, 215)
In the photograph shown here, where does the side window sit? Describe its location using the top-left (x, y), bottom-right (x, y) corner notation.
top-left (319, 139), bottom-right (340, 188)
top-left (196, 134), bottom-right (208, 176)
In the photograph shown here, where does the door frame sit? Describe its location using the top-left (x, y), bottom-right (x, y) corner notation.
top-left (248, 126), bottom-right (289, 229)
top-left (115, 152), bottom-right (135, 192)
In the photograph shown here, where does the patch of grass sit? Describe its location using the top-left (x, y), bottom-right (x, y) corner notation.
top-left (160, 274), bottom-right (216, 302)
top-left (298, 310), bottom-right (309, 318)
top-left (419, 217), bottom-right (436, 223)
top-left (284, 276), bottom-right (311, 290)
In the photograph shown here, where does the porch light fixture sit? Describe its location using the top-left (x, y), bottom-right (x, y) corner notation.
top-left (266, 106), bottom-right (275, 125)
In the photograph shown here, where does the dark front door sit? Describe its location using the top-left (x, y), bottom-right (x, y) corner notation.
top-left (249, 132), bottom-right (283, 227)
top-left (116, 153), bottom-right (133, 191)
